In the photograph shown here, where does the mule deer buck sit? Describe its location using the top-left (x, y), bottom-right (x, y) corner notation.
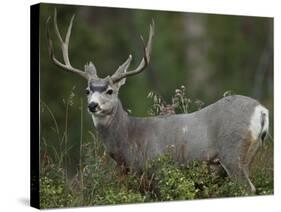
top-left (46, 10), bottom-right (269, 193)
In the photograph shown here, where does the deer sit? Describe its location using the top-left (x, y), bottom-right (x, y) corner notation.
top-left (46, 10), bottom-right (269, 193)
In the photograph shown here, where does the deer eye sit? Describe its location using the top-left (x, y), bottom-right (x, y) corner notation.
top-left (106, 89), bottom-right (113, 95)
top-left (85, 89), bottom-right (90, 95)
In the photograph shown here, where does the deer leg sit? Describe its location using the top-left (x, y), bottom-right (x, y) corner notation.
top-left (242, 139), bottom-right (261, 193)
top-left (219, 159), bottom-right (242, 179)
top-left (219, 159), bottom-right (256, 193)
top-left (212, 164), bottom-right (228, 177)
top-left (242, 166), bottom-right (256, 193)
top-left (219, 135), bottom-right (258, 194)
top-left (245, 139), bottom-right (261, 170)
top-left (208, 158), bottom-right (227, 177)
top-left (240, 134), bottom-right (261, 193)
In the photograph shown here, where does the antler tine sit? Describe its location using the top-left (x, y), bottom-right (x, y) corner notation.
top-left (112, 20), bottom-right (155, 83)
top-left (46, 9), bottom-right (88, 79)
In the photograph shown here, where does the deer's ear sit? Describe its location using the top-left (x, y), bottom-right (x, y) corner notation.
top-left (85, 61), bottom-right (98, 78)
top-left (112, 55), bottom-right (132, 88)
top-left (117, 78), bottom-right (126, 88)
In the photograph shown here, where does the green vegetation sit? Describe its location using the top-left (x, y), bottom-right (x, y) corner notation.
top-left (40, 87), bottom-right (273, 209)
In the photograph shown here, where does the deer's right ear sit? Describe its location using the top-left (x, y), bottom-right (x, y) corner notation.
top-left (111, 55), bottom-right (132, 88)
top-left (85, 61), bottom-right (98, 78)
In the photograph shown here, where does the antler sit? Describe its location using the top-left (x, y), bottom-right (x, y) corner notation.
top-left (46, 9), bottom-right (88, 79)
top-left (111, 20), bottom-right (155, 83)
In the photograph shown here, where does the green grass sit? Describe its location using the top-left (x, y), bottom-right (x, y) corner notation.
top-left (40, 87), bottom-right (273, 208)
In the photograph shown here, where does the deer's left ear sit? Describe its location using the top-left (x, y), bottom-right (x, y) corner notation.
top-left (117, 77), bottom-right (126, 88)
top-left (111, 55), bottom-right (132, 88)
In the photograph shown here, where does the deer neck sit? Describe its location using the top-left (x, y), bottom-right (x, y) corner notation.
top-left (91, 100), bottom-right (126, 128)
top-left (97, 100), bottom-right (128, 130)
top-left (92, 100), bottom-right (129, 159)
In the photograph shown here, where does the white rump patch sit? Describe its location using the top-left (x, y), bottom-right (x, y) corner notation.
top-left (249, 105), bottom-right (269, 140)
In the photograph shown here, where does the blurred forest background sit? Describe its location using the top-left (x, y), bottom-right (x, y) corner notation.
top-left (39, 3), bottom-right (273, 208)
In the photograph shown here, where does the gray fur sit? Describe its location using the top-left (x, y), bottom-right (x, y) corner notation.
top-left (94, 95), bottom-right (257, 167)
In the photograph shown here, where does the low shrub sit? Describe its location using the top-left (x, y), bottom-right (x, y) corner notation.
top-left (40, 174), bottom-right (73, 208)
top-left (40, 142), bottom-right (273, 208)
top-left (147, 155), bottom-right (197, 201)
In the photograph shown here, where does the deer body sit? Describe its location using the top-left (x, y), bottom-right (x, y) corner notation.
top-left (47, 10), bottom-right (269, 193)
top-left (93, 95), bottom-right (268, 175)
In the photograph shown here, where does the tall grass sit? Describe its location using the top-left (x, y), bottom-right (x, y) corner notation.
top-left (39, 86), bottom-right (273, 208)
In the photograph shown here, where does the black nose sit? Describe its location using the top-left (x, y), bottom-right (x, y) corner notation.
top-left (88, 102), bottom-right (98, 112)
